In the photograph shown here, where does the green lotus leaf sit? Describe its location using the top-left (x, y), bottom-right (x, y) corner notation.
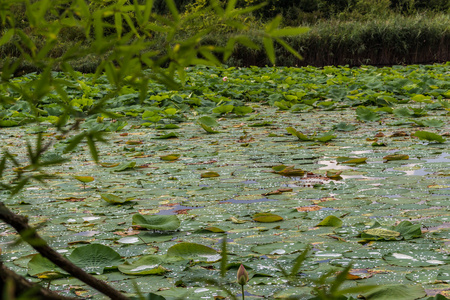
top-left (166, 242), bottom-right (220, 262)
top-left (73, 176), bottom-right (94, 183)
top-left (233, 106), bottom-right (252, 115)
top-left (362, 228), bottom-right (401, 239)
top-left (68, 244), bottom-right (124, 274)
top-left (332, 122), bottom-right (357, 131)
top-left (213, 105), bottom-right (234, 114)
top-left (112, 161), bottom-right (136, 172)
top-left (100, 193), bottom-right (132, 204)
top-left (362, 284), bottom-right (426, 300)
top-left (356, 106), bottom-right (380, 122)
top-left (316, 215), bottom-right (343, 227)
top-left (132, 214), bottom-right (180, 231)
top-left (201, 171), bottom-right (220, 178)
top-left (253, 212), bottom-right (283, 223)
top-left (383, 154), bottom-right (409, 161)
top-left (160, 154), bottom-right (180, 161)
top-left (198, 116), bottom-right (219, 127)
top-left (152, 132), bottom-right (179, 139)
top-left (28, 254), bottom-right (68, 278)
top-left (414, 131), bottom-right (446, 143)
top-left (118, 255), bottom-right (167, 275)
top-left (198, 116), bottom-right (220, 133)
top-left (337, 157), bottom-right (367, 164)
top-left (286, 127), bottom-right (313, 141)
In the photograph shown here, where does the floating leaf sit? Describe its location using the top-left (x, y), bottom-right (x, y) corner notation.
top-left (362, 285), bottom-right (426, 300)
top-left (315, 131), bottom-right (336, 142)
top-left (326, 170), bottom-right (343, 179)
top-left (356, 106), bottom-right (380, 122)
top-left (272, 165), bottom-right (305, 177)
top-left (28, 254), bottom-right (68, 278)
top-left (160, 154), bottom-right (180, 161)
top-left (198, 116), bottom-right (220, 134)
top-left (99, 162), bottom-right (120, 168)
top-left (100, 193), bottom-right (132, 204)
top-left (153, 132), bottom-right (179, 139)
top-left (213, 105), bottom-right (234, 114)
top-left (166, 242), bottom-right (220, 262)
top-left (412, 119), bottom-right (444, 128)
top-left (337, 157), bottom-right (367, 164)
top-left (316, 215), bottom-right (343, 227)
top-left (202, 227), bottom-right (225, 233)
top-left (253, 212), bottom-right (283, 223)
top-left (333, 122), bottom-right (357, 131)
top-left (132, 214), bottom-right (180, 231)
top-left (248, 121), bottom-right (273, 127)
top-left (383, 154), bottom-right (409, 161)
top-left (362, 228), bottom-right (401, 239)
top-left (73, 176), bottom-right (94, 183)
top-left (112, 161), bottom-right (136, 172)
top-left (286, 127), bottom-right (313, 141)
top-left (118, 255), bottom-right (167, 275)
top-left (360, 221), bottom-right (421, 241)
top-left (156, 124), bottom-right (180, 130)
top-left (413, 131), bottom-right (446, 143)
top-left (201, 171), bottom-right (220, 178)
top-left (68, 244), bottom-right (124, 274)
top-left (233, 106), bottom-right (252, 115)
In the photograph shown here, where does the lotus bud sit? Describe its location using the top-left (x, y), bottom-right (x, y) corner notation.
top-left (237, 264), bottom-right (249, 286)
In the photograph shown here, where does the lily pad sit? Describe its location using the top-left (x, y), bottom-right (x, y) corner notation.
top-left (414, 131), bottom-right (446, 143)
top-left (100, 193), bottom-right (132, 204)
top-left (201, 171), bottom-right (220, 178)
top-left (118, 255), bottom-right (167, 275)
top-left (166, 242), bottom-right (220, 262)
top-left (28, 254), bottom-right (68, 278)
top-left (361, 284), bottom-right (426, 300)
top-left (316, 215), bottom-right (343, 227)
top-left (253, 212), bottom-right (283, 223)
top-left (132, 214), bottom-right (180, 231)
top-left (160, 154), bottom-right (180, 161)
top-left (383, 154), bottom-right (409, 161)
top-left (68, 244), bottom-right (124, 274)
top-left (112, 161), bottom-right (136, 172)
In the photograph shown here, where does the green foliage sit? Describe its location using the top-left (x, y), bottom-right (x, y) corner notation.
top-left (413, 130), bottom-right (446, 143)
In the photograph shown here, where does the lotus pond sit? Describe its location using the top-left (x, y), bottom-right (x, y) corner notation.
top-left (0, 64), bottom-right (449, 299)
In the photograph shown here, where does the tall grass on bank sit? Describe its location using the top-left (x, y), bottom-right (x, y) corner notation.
top-left (1, 12), bottom-right (449, 73)
top-left (227, 13), bottom-right (450, 67)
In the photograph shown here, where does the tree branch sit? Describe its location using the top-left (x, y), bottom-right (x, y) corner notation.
top-left (0, 202), bottom-right (129, 300)
top-left (0, 261), bottom-right (78, 300)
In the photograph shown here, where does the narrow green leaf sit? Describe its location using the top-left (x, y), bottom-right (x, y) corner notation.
top-left (263, 37), bottom-right (275, 65)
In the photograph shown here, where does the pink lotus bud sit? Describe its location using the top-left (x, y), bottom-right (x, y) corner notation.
top-left (223, 76), bottom-right (228, 82)
top-left (237, 264), bottom-right (249, 286)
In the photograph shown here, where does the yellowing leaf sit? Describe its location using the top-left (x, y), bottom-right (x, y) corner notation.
top-left (73, 176), bottom-right (94, 183)
top-left (253, 213), bottom-right (283, 223)
top-left (383, 154), bottom-right (409, 161)
top-left (201, 171), bottom-right (220, 178)
top-left (160, 154), bottom-right (180, 161)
